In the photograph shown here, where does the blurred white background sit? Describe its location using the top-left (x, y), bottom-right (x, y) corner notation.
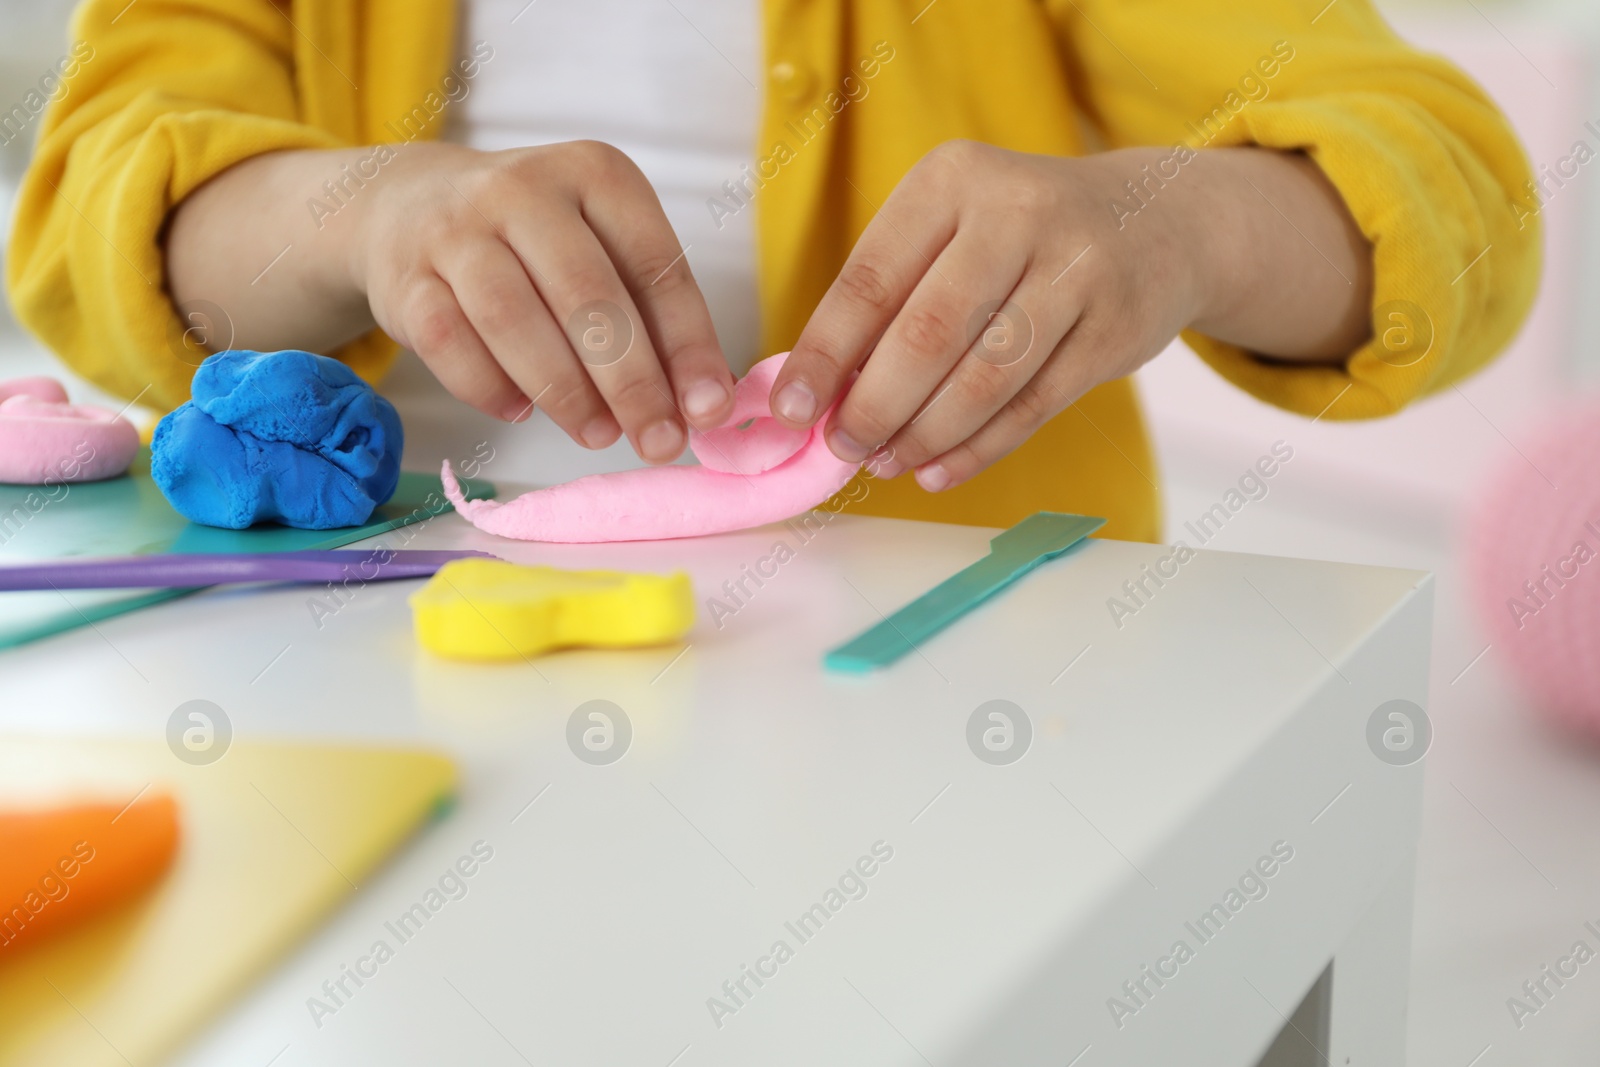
top-left (0, 0), bottom-right (79, 273)
top-left (1, 0), bottom-right (1598, 1063)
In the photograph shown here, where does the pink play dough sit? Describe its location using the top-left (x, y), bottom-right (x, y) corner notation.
top-left (0, 382), bottom-right (142, 485)
top-left (442, 353), bottom-right (862, 542)
top-left (1464, 399), bottom-right (1600, 738)
top-left (0, 377), bottom-right (68, 405)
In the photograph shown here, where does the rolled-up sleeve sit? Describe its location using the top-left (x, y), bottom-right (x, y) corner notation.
top-left (1046, 0), bottom-right (1541, 419)
top-left (4, 0), bottom-right (389, 410)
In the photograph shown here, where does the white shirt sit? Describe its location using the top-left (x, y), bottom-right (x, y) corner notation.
top-left (388, 0), bottom-right (763, 485)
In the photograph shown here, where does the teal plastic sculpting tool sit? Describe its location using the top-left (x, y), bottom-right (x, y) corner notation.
top-left (824, 511), bottom-right (1105, 673)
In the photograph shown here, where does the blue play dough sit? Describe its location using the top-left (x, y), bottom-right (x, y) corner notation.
top-left (151, 350), bottom-right (404, 530)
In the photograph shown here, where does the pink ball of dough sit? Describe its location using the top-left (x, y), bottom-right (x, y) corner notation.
top-left (0, 377), bottom-right (69, 405)
top-left (0, 394), bottom-right (141, 484)
top-left (1464, 399), bottom-right (1600, 737)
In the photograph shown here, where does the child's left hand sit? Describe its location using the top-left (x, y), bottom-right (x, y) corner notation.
top-left (768, 140), bottom-right (1372, 490)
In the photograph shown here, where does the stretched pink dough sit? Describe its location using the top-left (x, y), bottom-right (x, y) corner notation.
top-left (441, 353), bottom-right (862, 543)
top-left (0, 390), bottom-right (141, 485)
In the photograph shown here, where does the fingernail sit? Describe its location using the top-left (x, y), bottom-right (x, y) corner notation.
top-left (828, 427), bottom-right (870, 463)
top-left (915, 462), bottom-right (951, 492)
top-left (874, 457), bottom-right (903, 479)
top-left (774, 381), bottom-right (816, 424)
top-left (640, 419), bottom-right (684, 462)
top-left (502, 397), bottom-right (533, 422)
top-left (682, 378), bottom-right (727, 422)
top-left (580, 417), bottom-right (618, 449)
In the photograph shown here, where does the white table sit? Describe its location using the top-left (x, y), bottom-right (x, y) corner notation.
top-left (0, 507), bottom-right (1432, 1067)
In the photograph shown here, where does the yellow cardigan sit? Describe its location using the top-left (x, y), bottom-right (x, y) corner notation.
top-left (7, 0), bottom-right (1539, 542)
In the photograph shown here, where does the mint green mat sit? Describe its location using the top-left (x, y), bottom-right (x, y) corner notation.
top-left (0, 451), bottom-right (494, 649)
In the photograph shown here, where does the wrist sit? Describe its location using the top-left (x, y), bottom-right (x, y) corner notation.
top-left (1176, 148), bottom-right (1264, 334)
top-left (1175, 146), bottom-right (1373, 359)
top-left (348, 141), bottom-right (488, 282)
top-left (1081, 145), bottom-right (1223, 330)
top-left (319, 144), bottom-right (404, 302)
top-left (167, 147), bottom-right (386, 353)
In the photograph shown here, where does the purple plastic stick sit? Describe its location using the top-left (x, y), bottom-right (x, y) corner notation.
top-left (0, 549), bottom-right (497, 591)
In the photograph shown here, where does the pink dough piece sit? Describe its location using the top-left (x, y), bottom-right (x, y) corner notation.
top-left (442, 353), bottom-right (862, 542)
top-left (0, 393), bottom-right (142, 485)
top-left (0, 377), bottom-right (69, 405)
top-left (692, 356), bottom-right (810, 475)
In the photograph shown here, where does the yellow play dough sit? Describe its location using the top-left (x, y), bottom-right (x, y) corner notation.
top-left (410, 559), bottom-right (695, 661)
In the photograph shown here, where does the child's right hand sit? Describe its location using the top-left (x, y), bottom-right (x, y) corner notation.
top-left (351, 140), bottom-right (736, 463)
top-left (169, 140), bottom-right (736, 465)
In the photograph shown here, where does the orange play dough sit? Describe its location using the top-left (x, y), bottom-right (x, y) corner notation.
top-left (0, 794), bottom-right (181, 959)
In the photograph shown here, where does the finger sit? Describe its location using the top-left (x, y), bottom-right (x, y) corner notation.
top-left (911, 322), bottom-right (1100, 492)
top-left (440, 240), bottom-right (619, 449)
top-left (508, 211), bottom-right (685, 464)
top-left (878, 272), bottom-right (1083, 476)
top-left (822, 233), bottom-right (1026, 462)
top-left (770, 184), bottom-right (958, 430)
top-left (574, 148), bottom-right (736, 429)
top-left (393, 273), bottom-right (528, 421)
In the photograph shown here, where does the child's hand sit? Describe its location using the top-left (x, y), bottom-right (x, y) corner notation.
top-left (353, 140), bottom-right (734, 463)
top-left (768, 140), bottom-right (1371, 490)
